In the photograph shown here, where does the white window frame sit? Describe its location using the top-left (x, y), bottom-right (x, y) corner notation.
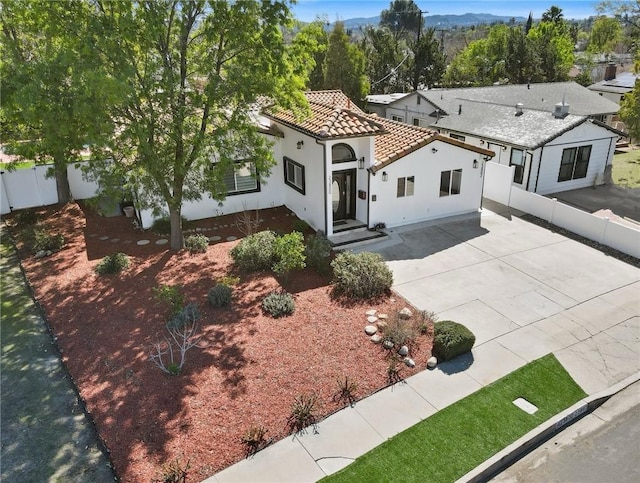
top-left (397, 176), bottom-right (415, 198)
top-left (439, 169), bottom-right (462, 197)
top-left (510, 148), bottom-right (525, 184)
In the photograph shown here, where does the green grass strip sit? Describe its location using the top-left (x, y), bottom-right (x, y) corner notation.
top-left (323, 354), bottom-right (586, 483)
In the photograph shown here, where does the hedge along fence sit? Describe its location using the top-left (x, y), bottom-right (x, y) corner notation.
top-left (0, 162), bottom-right (100, 214)
top-left (484, 162), bottom-right (640, 259)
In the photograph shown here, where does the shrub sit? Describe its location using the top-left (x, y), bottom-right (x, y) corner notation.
top-left (208, 283), bottom-right (233, 308)
top-left (218, 275), bottom-right (240, 286)
top-left (382, 314), bottom-right (418, 348)
top-left (157, 458), bottom-right (191, 483)
top-left (333, 376), bottom-right (359, 406)
top-left (433, 320), bottom-right (476, 361)
top-left (241, 424), bottom-right (269, 455)
top-left (32, 228), bottom-right (65, 253)
top-left (230, 230), bottom-right (277, 272)
top-left (235, 206), bottom-right (262, 236)
top-left (167, 303), bottom-right (201, 330)
top-left (287, 393), bottom-right (320, 433)
top-left (185, 234), bottom-right (208, 253)
top-left (14, 209), bottom-right (38, 226)
top-left (272, 231), bottom-right (306, 278)
top-left (387, 357), bottom-right (403, 384)
top-left (262, 291), bottom-right (295, 318)
top-left (95, 252), bottom-right (130, 275)
top-left (291, 219), bottom-right (310, 233)
top-left (331, 251), bottom-right (393, 299)
top-left (305, 235), bottom-right (332, 276)
top-left (153, 284), bottom-right (184, 316)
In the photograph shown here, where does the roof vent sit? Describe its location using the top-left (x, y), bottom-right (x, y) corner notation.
top-left (553, 101), bottom-right (569, 118)
top-left (515, 103), bottom-right (524, 116)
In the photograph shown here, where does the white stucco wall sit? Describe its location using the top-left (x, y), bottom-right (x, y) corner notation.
top-left (368, 140), bottom-right (484, 228)
top-left (532, 121), bottom-right (618, 194)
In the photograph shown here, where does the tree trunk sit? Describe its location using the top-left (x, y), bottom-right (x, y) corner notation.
top-left (54, 157), bottom-right (72, 204)
top-left (169, 205), bottom-right (184, 250)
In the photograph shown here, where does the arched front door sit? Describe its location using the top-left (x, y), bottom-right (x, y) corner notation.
top-left (332, 169), bottom-right (356, 223)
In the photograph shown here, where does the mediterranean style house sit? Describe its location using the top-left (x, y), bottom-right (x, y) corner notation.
top-left (366, 82), bottom-right (626, 195)
top-left (139, 90), bottom-right (495, 242)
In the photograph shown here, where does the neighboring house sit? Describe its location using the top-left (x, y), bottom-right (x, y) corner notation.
top-left (366, 82), bottom-right (625, 195)
top-left (588, 63), bottom-right (638, 105)
top-left (140, 90), bottom-right (495, 239)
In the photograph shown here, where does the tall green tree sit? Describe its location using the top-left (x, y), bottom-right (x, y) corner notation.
top-left (0, 0), bottom-right (115, 203)
top-left (588, 16), bottom-right (623, 58)
top-left (291, 20), bottom-right (328, 90)
top-left (527, 20), bottom-right (574, 82)
top-left (380, 0), bottom-right (422, 39)
top-left (362, 26), bottom-right (410, 93)
top-left (410, 28), bottom-right (446, 89)
top-left (542, 6), bottom-right (564, 24)
top-left (323, 22), bottom-right (369, 104)
top-left (90, 0), bottom-right (309, 250)
top-left (505, 26), bottom-right (537, 84)
top-left (619, 80), bottom-right (640, 140)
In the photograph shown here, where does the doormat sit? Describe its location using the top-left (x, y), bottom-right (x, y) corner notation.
top-left (333, 220), bottom-right (347, 226)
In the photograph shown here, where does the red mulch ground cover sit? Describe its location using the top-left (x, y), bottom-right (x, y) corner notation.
top-left (8, 202), bottom-right (434, 482)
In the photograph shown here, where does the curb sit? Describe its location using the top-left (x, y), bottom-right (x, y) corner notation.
top-left (455, 371), bottom-right (640, 483)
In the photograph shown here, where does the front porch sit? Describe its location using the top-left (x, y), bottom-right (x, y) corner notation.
top-left (328, 219), bottom-right (387, 249)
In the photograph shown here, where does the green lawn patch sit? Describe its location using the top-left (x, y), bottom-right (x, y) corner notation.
top-left (612, 149), bottom-right (640, 188)
top-left (323, 354), bottom-right (586, 483)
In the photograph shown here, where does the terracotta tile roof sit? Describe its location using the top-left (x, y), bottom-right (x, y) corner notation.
top-left (265, 100), bottom-right (386, 140)
top-left (370, 116), bottom-right (495, 172)
top-left (304, 90), bottom-right (365, 114)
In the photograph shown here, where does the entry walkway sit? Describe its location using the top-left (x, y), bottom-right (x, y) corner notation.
top-left (206, 205), bottom-right (639, 483)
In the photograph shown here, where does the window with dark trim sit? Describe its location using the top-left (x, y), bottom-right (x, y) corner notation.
top-left (558, 145), bottom-right (591, 182)
top-left (397, 176), bottom-right (415, 197)
top-left (440, 169), bottom-right (462, 197)
top-left (417, 96), bottom-right (421, 105)
top-left (332, 143), bottom-right (356, 163)
top-left (284, 157), bottom-right (305, 194)
top-left (219, 160), bottom-right (260, 196)
top-left (510, 148), bottom-right (525, 184)
top-left (391, 115), bottom-right (404, 122)
top-left (450, 133), bottom-right (466, 142)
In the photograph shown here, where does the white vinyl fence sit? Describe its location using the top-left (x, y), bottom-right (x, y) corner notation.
top-left (484, 161), bottom-right (640, 259)
top-left (0, 162), bottom-right (99, 215)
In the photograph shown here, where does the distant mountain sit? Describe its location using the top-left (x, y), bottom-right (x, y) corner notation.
top-left (337, 13), bottom-right (527, 30)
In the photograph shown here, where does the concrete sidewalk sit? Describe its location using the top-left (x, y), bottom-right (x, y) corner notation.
top-left (205, 205), bottom-right (639, 483)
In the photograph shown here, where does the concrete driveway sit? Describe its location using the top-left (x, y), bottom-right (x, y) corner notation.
top-left (360, 202), bottom-right (640, 395)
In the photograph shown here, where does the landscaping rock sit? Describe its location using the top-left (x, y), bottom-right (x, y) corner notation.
top-left (398, 345), bottom-right (409, 356)
top-left (364, 325), bottom-right (378, 336)
top-left (377, 313), bottom-right (388, 320)
top-left (365, 309), bottom-right (377, 316)
top-left (427, 356), bottom-right (437, 369)
top-left (404, 357), bottom-right (416, 368)
top-left (367, 315), bottom-right (378, 323)
top-left (34, 250), bottom-right (47, 259)
top-left (371, 334), bottom-right (383, 344)
top-left (399, 307), bottom-right (413, 319)
top-left (383, 340), bottom-right (394, 350)
top-left (376, 320), bottom-right (388, 330)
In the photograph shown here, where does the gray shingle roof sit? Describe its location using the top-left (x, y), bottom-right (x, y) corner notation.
top-left (588, 72), bottom-right (639, 94)
top-left (432, 100), bottom-right (590, 149)
top-left (417, 82), bottom-right (620, 116)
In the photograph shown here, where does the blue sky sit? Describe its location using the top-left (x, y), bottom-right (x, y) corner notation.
top-left (291, 0), bottom-right (601, 22)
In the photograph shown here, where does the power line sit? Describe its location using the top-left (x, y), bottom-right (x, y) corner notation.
top-left (370, 51), bottom-right (411, 87)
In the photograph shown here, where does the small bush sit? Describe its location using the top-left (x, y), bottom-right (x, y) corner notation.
top-left (230, 230), bottom-right (277, 272)
top-left (167, 303), bottom-right (201, 330)
top-left (241, 424), bottom-right (269, 455)
top-left (208, 283), bottom-right (233, 308)
top-left (14, 209), bottom-right (38, 226)
top-left (272, 231), bottom-right (306, 278)
top-left (433, 320), bottom-right (476, 361)
top-left (153, 284), bottom-right (184, 316)
top-left (157, 458), bottom-right (191, 483)
top-left (32, 228), bottom-right (65, 253)
top-left (288, 393), bottom-right (320, 433)
top-left (185, 234), bottom-right (208, 253)
top-left (334, 376), bottom-right (359, 406)
top-left (382, 314), bottom-right (418, 348)
top-left (291, 219), bottom-right (310, 233)
top-left (218, 275), bottom-right (240, 286)
top-left (95, 252), bottom-right (130, 275)
top-left (262, 291), bottom-right (295, 318)
top-left (305, 235), bottom-right (332, 276)
top-left (387, 357), bottom-right (403, 384)
top-left (331, 251), bottom-right (393, 299)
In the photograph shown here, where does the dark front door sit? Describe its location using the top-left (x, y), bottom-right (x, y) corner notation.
top-left (332, 169), bottom-right (356, 222)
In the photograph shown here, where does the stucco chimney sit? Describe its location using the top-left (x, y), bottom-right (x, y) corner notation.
top-left (604, 62), bottom-right (617, 81)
